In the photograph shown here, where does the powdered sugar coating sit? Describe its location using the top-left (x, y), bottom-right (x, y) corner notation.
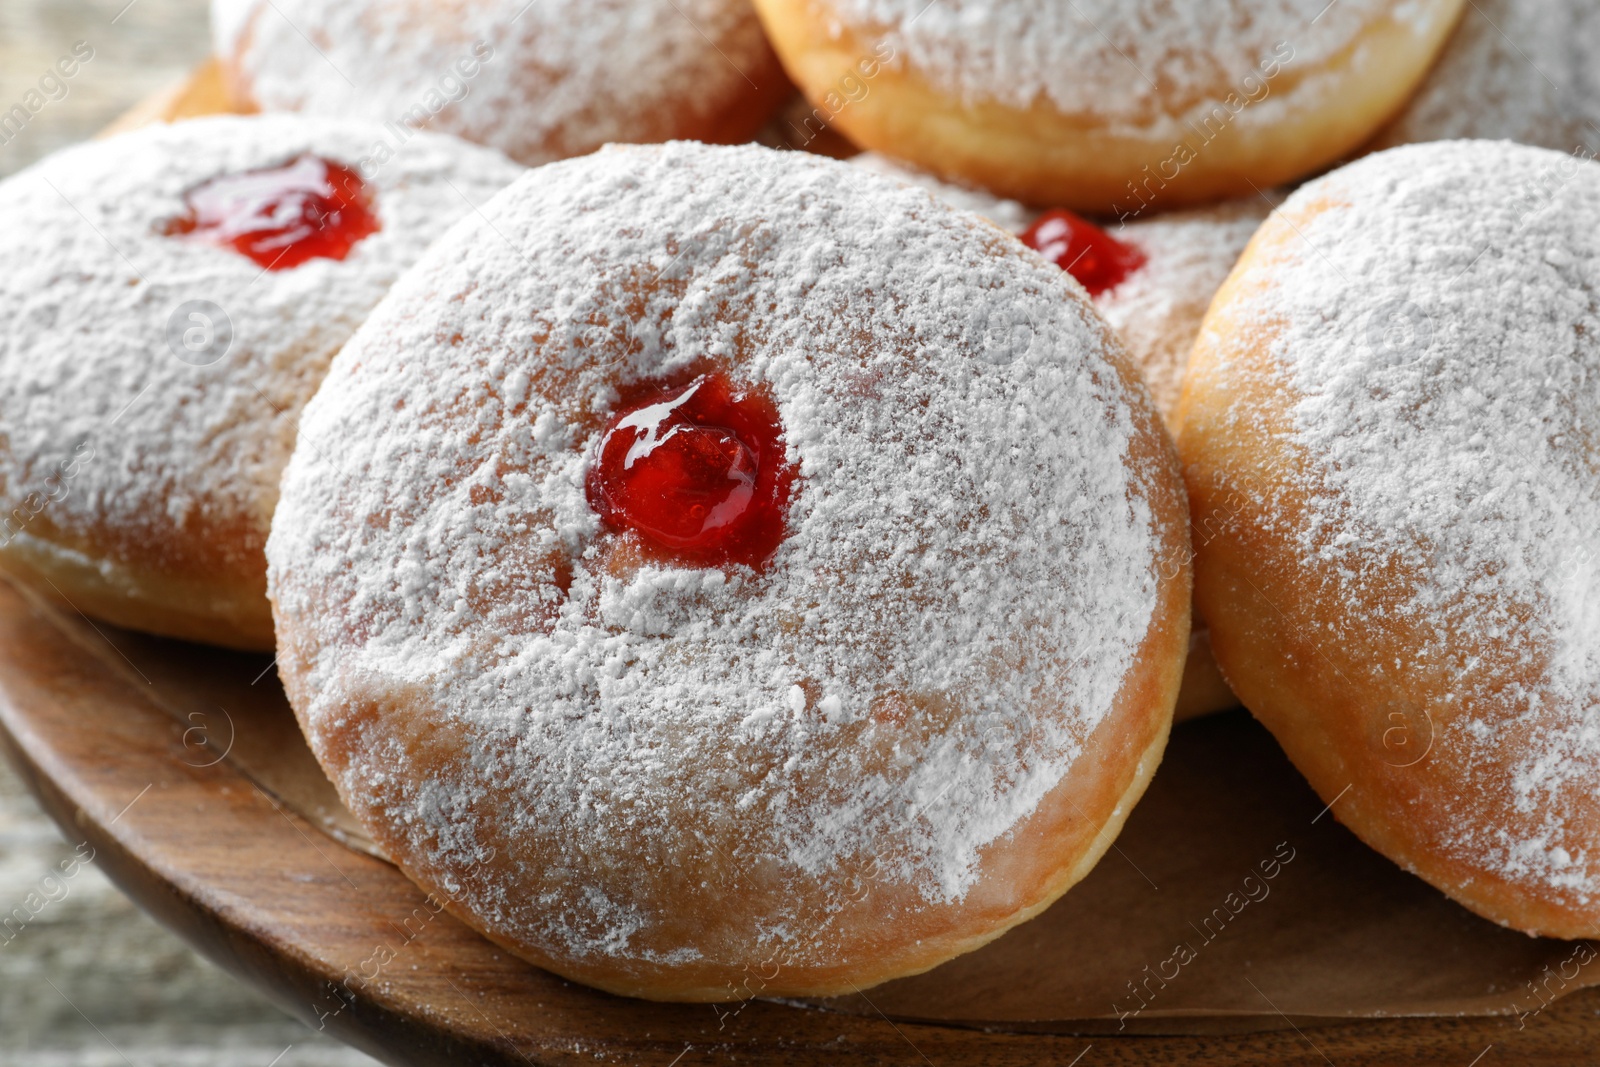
top-left (268, 142), bottom-right (1170, 972)
top-left (214, 0), bottom-right (781, 165)
top-left (0, 116), bottom-right (522, 610)
top-left (821, 0), bottom-right (1449, 133)
top-left (849, 151), bottom-right (1034, 233)
top-left (1226, 141), bottom-right (1600, 906)
top-left (1374, 0), bottom-right (1600, 153)
top-left (849, 153), bottom-right (1270, 423)
top-left (1102, 198), bottom-right (1273, 421)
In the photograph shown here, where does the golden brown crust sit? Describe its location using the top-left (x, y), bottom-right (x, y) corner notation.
top-left (753, 0), bottom-right (1465, 212)
top-left (1177, 191), bottom-right (1600, 938)
top-left (1174, 629), bottom-right (1238, 722)
top-left (0, 521), bottom-right (273, 650)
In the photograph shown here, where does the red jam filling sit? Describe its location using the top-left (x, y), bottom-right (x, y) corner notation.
top-left (1020, 208), bottom-right (1146, 298)
top-left (164, 155), bottom-right (379, 270)
top-left (586, 372), bottom-right (795, 569)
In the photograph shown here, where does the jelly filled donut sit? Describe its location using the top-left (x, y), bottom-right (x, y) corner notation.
top-left (213, 0), bottom-right (792, 167)
top-left (1372, 0), bottom-right (1600, 154)
top-left (1179, 141), bottom-right (1600, 937)
top-left (267, 141), bottom-right (1192, 999)
top-left (0, 115), bottom-right (522, 650)
top-left (756, 0), bottom-right (1465, 213)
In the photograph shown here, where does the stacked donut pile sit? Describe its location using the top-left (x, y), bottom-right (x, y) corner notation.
top-left (0, 0), bottom-right (1597, 1001)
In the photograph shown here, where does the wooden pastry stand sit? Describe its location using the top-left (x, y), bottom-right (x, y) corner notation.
top-left (0, 63), bottom-right (1592, 1066)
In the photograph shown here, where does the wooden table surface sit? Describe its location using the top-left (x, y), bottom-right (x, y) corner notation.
top-left (0, 0), bottom-right (376, 1062)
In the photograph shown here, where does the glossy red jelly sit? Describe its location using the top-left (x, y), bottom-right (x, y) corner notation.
top-left (164, 155), bottom-right (379, 270)
top-left (1020, 209), bottom-right (1146, 298)
top-left (587, 372), bottom-right (795, 569)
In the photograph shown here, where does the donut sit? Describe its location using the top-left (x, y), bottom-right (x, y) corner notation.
top-left (1178, 140), bottom-right (1600, 937)
top-left (213, 0), bottom-right (793, 167)
top-left (1371, 0), bottom-right (1600, 154)
top-left (266, 141), bottom-right (1192, 999)
top-left (0, 115), bottom-right (522, 650)
top-left (753, 0), bottom-right (1466, 213)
